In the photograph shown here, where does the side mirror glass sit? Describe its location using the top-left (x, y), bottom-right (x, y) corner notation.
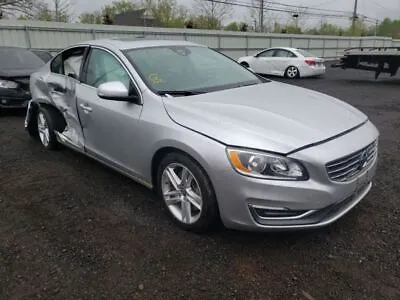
top-left (97, 81), bottom-right (139, 103)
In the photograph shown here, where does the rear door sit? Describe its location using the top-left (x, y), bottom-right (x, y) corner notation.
top-left (44, 46), bottom-right (88, 150)
top-left (272, 49), bottom-right (297, 75)
top-left (76, 47), bottom-right (144, 176)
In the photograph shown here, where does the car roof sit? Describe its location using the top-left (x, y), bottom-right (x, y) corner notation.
top-left (266, 47), bottom-right (299, 52)
top-left (76, 38), bottom-right (204, 51)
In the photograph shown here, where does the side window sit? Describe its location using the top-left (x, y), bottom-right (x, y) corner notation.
top-left (257, 49), bottom-right (274, 57)
top-left (50, 47), bottom-right (86, 79)
top-left (50, 53), bottom-right (63, 74)
top-left (274, 49), bottom-right (291, 57)
top-left (82, 48), bottom-right (132, 91)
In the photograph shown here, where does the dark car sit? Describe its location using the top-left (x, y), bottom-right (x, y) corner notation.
top-left (0, 46), bottom-right (45, 112)
top-left (31, 49), bottom-right (53, 63)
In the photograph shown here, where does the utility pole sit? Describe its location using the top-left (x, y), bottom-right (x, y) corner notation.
top-left (259, 0), bottom-right (264, 33)
top-left (351, 0), bottom-right (358, 35)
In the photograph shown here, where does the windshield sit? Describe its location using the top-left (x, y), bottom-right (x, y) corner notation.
top-left (123, 45), bottom-right (265, 94)
top-left (296, 49), bottom-right (318, 58)
top-left (0, 47), bottom-right (45, 69)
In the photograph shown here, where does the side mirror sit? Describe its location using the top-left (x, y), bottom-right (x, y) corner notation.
top-left (97, 81), bottom-right (139, 103)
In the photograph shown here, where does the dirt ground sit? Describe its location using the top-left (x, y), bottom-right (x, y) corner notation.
top-left (1, 67), bottom-right (399, 300)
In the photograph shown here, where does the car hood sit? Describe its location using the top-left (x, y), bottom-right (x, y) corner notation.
top-left (0, 67), bottom-right (42, 78)
top-left (162, 81), bottom-right (368, 154)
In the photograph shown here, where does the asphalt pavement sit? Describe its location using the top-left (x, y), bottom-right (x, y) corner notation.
top-left (0, 66), bottom-right (399, 300)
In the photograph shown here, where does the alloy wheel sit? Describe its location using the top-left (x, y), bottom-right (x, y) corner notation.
top-left (287, 66), bottom-right (298, 78)
top-left (161, 163), bottom-right (203, 224)
top-left (37, 112), bottom-right (50, 147)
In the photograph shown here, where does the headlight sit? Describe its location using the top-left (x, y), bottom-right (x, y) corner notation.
top-left (0, 80), bottom-right (18, 89)
top-left (227, 148), bottom-right (309, 181)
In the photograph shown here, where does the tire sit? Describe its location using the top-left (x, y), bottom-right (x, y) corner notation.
top-left (285, 66), bottom-right (300, 79)
top-left (156, 152), bottom-right (220, 233)
top-left (36, 107), bottom-right (59, 150)
top-left (240, 61), bottom-right (250, 68)
top-left (27, 109), bottom-right (39, 139)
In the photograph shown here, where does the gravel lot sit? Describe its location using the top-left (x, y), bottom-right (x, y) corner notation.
top-left (1, 66), bottom-right (399, 300)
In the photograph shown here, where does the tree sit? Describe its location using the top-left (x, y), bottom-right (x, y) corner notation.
top-left (0, 0), bottom-right (37, 17)
top-left (239, 22), bottom-right (248, 32)
top-left (103, 13), bottom-right (113, 25)
top-left (377, 18), bottom-right (400, 38)
top-left (16, 0), bottom-right (71, 22)
top-left (142, 0), bottom-right (188, 28)
top-left (52, 0), bottom-right (71, 22)
top-left (224, 21), bottom-right (239, 31)
top-left (194, 0), bottom-right (232, 29)
top-left (102, 0), bottom-right (137, 22)
top-left (344, 19), bottom-right (368, 36)
top-left (79, 11), bottom-right (103, 24)
top-left (184, 19), bottom-right (194, 28)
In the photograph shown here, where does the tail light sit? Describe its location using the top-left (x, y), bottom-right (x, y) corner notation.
top-left (305, 59), bottom-right (317, 66)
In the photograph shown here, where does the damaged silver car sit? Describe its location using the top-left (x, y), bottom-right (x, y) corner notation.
top-left (25, 39), bottom-right (379, 232)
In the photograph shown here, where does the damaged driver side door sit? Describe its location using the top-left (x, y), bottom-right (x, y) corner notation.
top-left (44, 46), bottom-right (88, 150)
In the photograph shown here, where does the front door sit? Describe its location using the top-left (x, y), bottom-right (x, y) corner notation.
top-left (76, 47), bottom-right (143, 175)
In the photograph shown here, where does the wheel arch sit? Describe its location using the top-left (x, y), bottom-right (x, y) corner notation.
top-left (150, 141), bottom-right (215, 192)
top-left (28, 100), bottom-right (67, 133)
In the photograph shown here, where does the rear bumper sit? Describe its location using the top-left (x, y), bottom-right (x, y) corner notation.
top-left (299, 65), bottom-right (326, 77)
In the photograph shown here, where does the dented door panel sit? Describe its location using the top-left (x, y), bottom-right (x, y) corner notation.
top-left (30, 68), bottom-right (85, 150)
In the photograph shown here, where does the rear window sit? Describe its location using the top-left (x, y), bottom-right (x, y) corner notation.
top-left (0, 47), bottom-right (45, 69)
top-left (295, 49), bottom-right (318, 57)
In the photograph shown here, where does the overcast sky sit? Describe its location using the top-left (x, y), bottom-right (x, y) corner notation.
top-left (58, 0), bottom-right (400, 27)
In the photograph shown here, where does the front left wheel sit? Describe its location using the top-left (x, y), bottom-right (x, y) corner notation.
top-left (156, 152), bottom-right (220, 232)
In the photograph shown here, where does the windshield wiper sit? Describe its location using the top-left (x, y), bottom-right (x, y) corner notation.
top-left (158, 90), bottom-right (206, 97)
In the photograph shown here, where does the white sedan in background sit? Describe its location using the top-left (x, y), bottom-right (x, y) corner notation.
top-left (238, 47), bottom-right (326, 79)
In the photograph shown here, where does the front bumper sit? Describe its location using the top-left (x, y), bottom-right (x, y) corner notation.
top-left (210, 120), bottom-right (379, 231)
top-left (0, 96), bottom-right (30, 109)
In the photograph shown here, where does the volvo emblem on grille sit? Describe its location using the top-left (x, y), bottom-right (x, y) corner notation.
top-left (358, 149), bottom-right (369, 170)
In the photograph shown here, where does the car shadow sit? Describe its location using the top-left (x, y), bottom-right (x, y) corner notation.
top-left (335, 78), bottom-right (400, 86)
top-left (0, 108), bottom-right (27, 117)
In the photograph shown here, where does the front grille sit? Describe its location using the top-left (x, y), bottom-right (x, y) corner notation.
top-left (326, 140), bottom-right (377, 182)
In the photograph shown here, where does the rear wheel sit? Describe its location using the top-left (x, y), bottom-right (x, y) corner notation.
top-left (157, 152), bottom-right (219, 232)
top-left (285, 66), bottom-right (300, 79)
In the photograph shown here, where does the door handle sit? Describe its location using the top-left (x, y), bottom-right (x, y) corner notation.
top-left (79, 103), bottom-right (92, 113)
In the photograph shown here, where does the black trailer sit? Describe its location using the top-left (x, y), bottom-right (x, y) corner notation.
top-left (332, 47), bottom-right (400, 79)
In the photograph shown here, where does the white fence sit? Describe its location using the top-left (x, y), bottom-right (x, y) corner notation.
top-left (0, 20), bottom-right (397, 59)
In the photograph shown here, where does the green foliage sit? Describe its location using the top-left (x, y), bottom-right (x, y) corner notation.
top-left (224, 21), bottom-right (239, 31)
top-left (224, 21), bottom-right (248, 32)
top-left (102, 0), bottom-right (137, 21)
top-left (145, 0), bottom-right (188, 28)
top-left (190, 15), bottom-right (221, 29)
top-left (79, 12), bottom-right (103, 24)
top-left (18, 0), bottom-right (71, 22)
top-left (377, 18), bottom-right (400, 38)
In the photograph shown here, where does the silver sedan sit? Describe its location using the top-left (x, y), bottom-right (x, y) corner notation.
top-left (25, 39), bottom-right (379, 232)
